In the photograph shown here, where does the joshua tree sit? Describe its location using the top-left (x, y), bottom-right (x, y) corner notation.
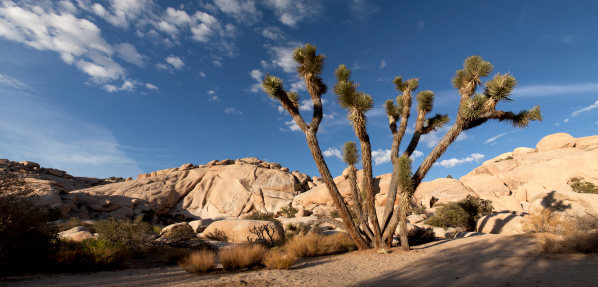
top-left (262, 44), bottom-right (542, 250)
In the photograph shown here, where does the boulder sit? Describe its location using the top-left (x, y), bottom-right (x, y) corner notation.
top-left (20, 161), bottom-right (40, 169)
top-left (460, 173), bottom-right (511, 198)
top-left (575, 135), bottom-right (598, 150)
top-left (58, 226), bottom-right (96, 242)
top-left (180, 163), bottom-right (195, 170)
top-left (512, 147), bottom-right (535, 156)
top-left (215, 159), bottom-right (234, 166)
top-left (536, 133), bottom-right (575, 152)
top-left (414, 178), bottom-right (477, 207)
top-left (161, 222), bottom-right (194, 237)
top-left (491, 196), bottom-right (523, 212)
top-left (528, 190), bottom-right (598, 217)
top-left (188, 219), bottom-right (206, 233)
top-left (202, 219), bottom-right (284, 243)
top-left (476, 212), bottom-right (527, 234)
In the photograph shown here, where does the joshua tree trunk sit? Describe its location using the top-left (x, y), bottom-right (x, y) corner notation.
top-left (304, 129), bottom-right (369, 250)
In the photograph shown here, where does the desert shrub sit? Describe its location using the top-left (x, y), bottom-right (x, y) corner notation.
top-left (54, 238), bottom-right (130, 271)
top-left (285, 232), bottom-right (356, 258)
top-left (178, 250), bottom-right (216, 273)
top-left (205, 228), bottom-right (229, 242)
top-left (0, 174), bottom-right (57, 275)
top-left (162, 226), bottom-right (203, 248)
top-left (410, 205), bottom-right (427, 216)
top-left (426, 195), bottom-right (493, 230)
top-left (218, 244), bottom-right (267, 270)
top-left (247, 223), bottom-right (281, 247)
top-left (279, 206), bottom-right (298, 218)
top-left (263, 251), bottom-right (296, 269)
top-left (94, 218), bottom-right (155, 252)
top-left (568, 177), bottom-right (598, 194)
top-left (243, 212), bottom-right (281, 224)
top-left (523, 208), bottom-right (564, 233)
top-left (540, 232), bottom-right (598, 254)
top-left (406, 227), bottom-right (436, 246)
top-left (157, 247), bottom-right (194, 265)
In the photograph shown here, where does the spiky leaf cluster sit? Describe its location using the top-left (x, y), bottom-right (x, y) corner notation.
top-left (452, 56), bottom-right (493, 94)
top-left (394, 76), bottom-right (419, 93)
top-left (287, 92), bottom-right (300, 108)
top-left (424, 113), bottom-right (450, 132)
top-left (342, 141), bottom-right (360, 165)
top-left (334, 65), bottom-right (374, 115)
top-left (484, 73), bottom-right (517, 103)
top-left (460, 94), bottom-right (488, 121)
top-left (293, 44), bottom-right (326, 77)
top-left (396, 96), bottom-right (405, 112)
top-left (385, 99), bottom-right (400, 120)
top-left (416, 90), bottom-right (435, 113)
top-left (262, 76), bottom-right (284, 99)
top-left (509, 106), bottom-right (543, 128)
top-left (396, 155), bottom-right (413, 194)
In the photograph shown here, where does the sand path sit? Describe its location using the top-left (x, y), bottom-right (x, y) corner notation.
top-left (4, 234), bottom-right (598, 287)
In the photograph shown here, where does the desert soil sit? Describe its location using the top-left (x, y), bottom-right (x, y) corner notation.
top-left (3, 234), bottom-right (598, 287)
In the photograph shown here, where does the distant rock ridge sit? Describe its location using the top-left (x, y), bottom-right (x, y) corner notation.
top-left (3, 133), bottom-right (597, 235)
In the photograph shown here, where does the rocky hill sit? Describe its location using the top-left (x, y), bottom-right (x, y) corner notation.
top-left (3, 133), bottom-right (597, 226)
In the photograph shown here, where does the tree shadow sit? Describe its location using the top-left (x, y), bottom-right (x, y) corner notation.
top-left (356, 234), bottom-right (598, 287)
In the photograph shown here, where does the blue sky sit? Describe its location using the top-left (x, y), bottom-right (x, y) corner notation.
top-left (0, 0), bottom-right (596, 181)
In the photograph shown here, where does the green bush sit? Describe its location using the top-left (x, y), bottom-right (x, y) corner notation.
top-left (0, 174), bottom-right (57, 275)
top-left (569, 177), bottom-right (598, 194)
top-left (279, 206), bottom-right (298, 218)
top-left (425, 195), bottom-right (493, 230)
top-left (243, 211), bottom-right (281, 224)
top-left (54, 239), bottom-right (130, 270)
top-left (57, 217), bottom-right (96, 232)
top-left (94, 218), bottom-right (155, 253)
top-left (406, 227), bottom-right (436, 246)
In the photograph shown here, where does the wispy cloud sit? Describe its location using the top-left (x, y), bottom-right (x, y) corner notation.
top-left (165, 55), bottom-right (185, 70)
top-left (486, 133), bottom-right (507, 144)
top-left (571, 100), bottom-right (598, 117)
top-left (513, 83), bottom-right (598, 97)
top-left (0, 90), bottom-right (142, 178)
top-left (264, 0), bottom-right (323, 27)
top-left (224, 107), bottom-right (242, 115)
top-left (380, 59), bottom-right (386, 69)
top-left (434, 153), bottom-right (485, 168)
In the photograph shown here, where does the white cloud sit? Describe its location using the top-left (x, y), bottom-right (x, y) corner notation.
top-left (250, 69), bottom-right (263, 81)
top-left (348, 0), bottom-right (378, 21)
top-left (563, 118), bottom-right (569, 123)
top-left (115, 43), bottom-right (145, 66)
top-left (420, 126), bottom-right (449, 148)
top-left (0, 93), bottom-right (142, 178)
top-left (323, 147), bottom-right (342, 161)
top-left (91, 0), bottom-right (151, 28)
top-left (209, 95), bottom-right (219, 101)
top-left (411, 150), bottom-right (424, 159)
top-left (285, 120), bottom-right (301, 132)
top-left (277, 106), bottom-right (284, 113)
top-left (165, 55), bottom-right (184, 70)
top-left (214, 0), bottom-right (261, 24)
top-left (224, 107), bottom-right (242, 114)
top-left (264, 0), bottom-right (323, 27)
top-left (103, 79), bottom-right (137, 93)
top-left (213, 60), bottom-right (223, 67)
top-left (513, 83), bottom-right (598, 97)
top-left (485, 133), bottom-right (506, 144)
top-left (417, 21), bottom-right (425, 30)
top-left (372, 149), bottom-right (391, 165)
top-left (145, 83), bottom-right (159, 90)
top-left (380, 59), bottom-right (386, 69)
top-left (571, 100), bottom-right (598, 117)
top-left (299, 99), bottom-right (327, 111)
top-left (434, 153), bottom-right (485, 168)
top-left (0, 2), bottom-right (125, 83)
top-left (264, 42), bottom-right (302, 73)
top-left (199, 72), bottom-right (207, 78)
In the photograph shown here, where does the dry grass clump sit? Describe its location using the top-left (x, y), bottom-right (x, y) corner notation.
top-left (285, 232), bottom-right (356, 258)
top-left (524, 208), bottom-right (598, 254)
top-left (54, 239), bottom-right (131, 271)
top-left (178, 250), bottom-right (216, 274)
top-left (263, 251), bottom-right (296, 269)
top-left (219, 244), bottom-right (267, 270)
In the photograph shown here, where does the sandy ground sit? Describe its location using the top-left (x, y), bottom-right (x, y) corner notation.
top-left (3, 234), bottom-right (598, 287)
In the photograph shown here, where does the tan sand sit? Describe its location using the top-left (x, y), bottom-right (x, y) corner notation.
top-left (4, 234), bottom-right (598, 287)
